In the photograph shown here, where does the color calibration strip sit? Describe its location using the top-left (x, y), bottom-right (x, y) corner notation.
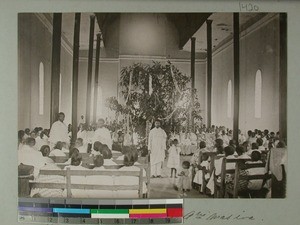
top-left (18, 198), bottom-right (183, 224)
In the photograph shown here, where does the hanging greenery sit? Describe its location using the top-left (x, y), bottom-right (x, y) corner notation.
top-left (106, 61), bottom-right (203, 141)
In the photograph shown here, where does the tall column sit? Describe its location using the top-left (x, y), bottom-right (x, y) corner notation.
top-left (206, 20), bottom-right (212, 128)
top-left (233, 13), bottom-right (240, 143)
top-left (85, 15), bottom-right (95, 126)
top-left (50, 13), bottom-right (62, 125)
top-left (279, 13), bottom-right (287, 143)
top-left (190, 37), bottom-right (196, 131)
top-left (71, 13), bottom-right (81, 146)
top-left (93, 33), bottom-right (101, 124)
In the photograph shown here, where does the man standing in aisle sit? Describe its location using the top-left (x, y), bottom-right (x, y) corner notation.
top-left (48, 112), bottom-right (69, 148)
top-left (148, 119), bottom-right (167, 178)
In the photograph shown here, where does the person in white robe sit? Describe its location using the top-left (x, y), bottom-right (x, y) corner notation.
top-left (148, 120), bottom-right (167, 177)
top-left (18, 138), bottom-right (49, 178)
top-left (92, 118), bottom-right (112, 149)
top-left (48, 112), bottom-right (69, 148)
top-left (35, 133), bottom-right (48, 151)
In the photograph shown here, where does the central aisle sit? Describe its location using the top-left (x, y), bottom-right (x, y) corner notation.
top-left (148, 155), bottom-right (209, 198)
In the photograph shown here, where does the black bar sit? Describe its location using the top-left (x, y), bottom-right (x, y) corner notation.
top-left (206, 20), bottom-right (212, 128)
top-left (166, 204), bottom-right (183, 208)
top-left (190, 37), bottom-right (196, 131)
top-left (58, 213), bottom-right (90, 218)
top-left (71, 13), bottom-right (81, 145)
top-left (50, 13), bottom-right (62, 125)
top-left (279, 13), bottom-right (287, 144)
top-left (233, 13), bottom-right (240, 143)
top-left (132, 205), bottom-right (149, 209)
top-left (99, 205), bottom-right (116, 209)
top-left (93, 33), bottom-right (101, 124)
top-left (115, 205), bottom-right (133, 209)
top-left (81, 204), bottom-right (99, 209)
top-left (149, 204), bottom-right (166, 209)
top-left (85, 15), bottom-right (95, 126)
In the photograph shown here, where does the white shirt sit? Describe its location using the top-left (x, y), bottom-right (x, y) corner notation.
top-left (93, 127), bottom-right (112, 149)
top-left (18, 145), bottom-right (48, 177)
top-left (49, 120), bottom-right (69, 145)
top-left (49, 149), bottom-right (66, 157)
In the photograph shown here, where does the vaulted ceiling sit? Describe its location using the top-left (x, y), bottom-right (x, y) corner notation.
top-left (48, 12), bottom-right (269, 57)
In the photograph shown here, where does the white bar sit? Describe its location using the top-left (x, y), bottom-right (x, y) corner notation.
top-left (166, 199), bottom-right (184, 204)
top-left (149, 199), bottom-right (166, 204)
top-left (132, 199), bottom-right (149, 205)
top-left (91, 214), bottom-right (130, 219)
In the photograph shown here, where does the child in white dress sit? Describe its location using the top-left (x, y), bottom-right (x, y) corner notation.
top-left (167, 139), bottom-right (181, 178)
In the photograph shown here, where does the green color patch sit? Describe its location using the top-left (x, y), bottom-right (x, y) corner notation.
top-left (91, 209), bottom-right (129, 214)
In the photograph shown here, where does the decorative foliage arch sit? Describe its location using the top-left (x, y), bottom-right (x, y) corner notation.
top-left (106, 61), bottom-right (202, 142)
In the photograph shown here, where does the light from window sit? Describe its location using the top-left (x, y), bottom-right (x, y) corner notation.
top-left (59, 73), bottom-right (62, 111)
top-left (39, 62), bottom-right (44, 115)
top-left (255, 69), bottom-right (262, 118)
top-left (97, 86), bottom-right (103, 118)
top-left (227, 80), bottom-right (232, 118)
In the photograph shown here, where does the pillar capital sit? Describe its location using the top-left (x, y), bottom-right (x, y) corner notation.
top-left (206, 19), bottom-right (213, 25)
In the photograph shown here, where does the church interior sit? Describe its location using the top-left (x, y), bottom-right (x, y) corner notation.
top-left (18, 13), bottom-right (287, 199)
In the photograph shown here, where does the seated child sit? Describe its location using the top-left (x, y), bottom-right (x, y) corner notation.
top-left (190, 141), bottom-right (207, 166)
top-left (206, 146), bottom-right (235, 194)
top-left (244, 151), bottom-right (266, 190)
top-left (49, 142), bottom-right (67, 157)
top-left (177, 161), bottom-right (192, 197)
top-left (247, 142), bottom-right (259, 156)
top-left (101, 146), bottom-right (117, 166)
top-left (35, 131), bottom-right (48, 151)
top-left (90, 141), bottom-right (102, 156)
top-left (18, 138), bottom-right (46, 177)
top-left (40, 145), bottom-right (54, 164)
top-left (18, 130), bottom-right (26, 151)
top-left (75, 138), bottom-right (87, 153)
top-left (256, 138), bottom-right (266, 151)
top-left (193, 152), bottom-right (210, 190)
top-left (215, 146), bottom-right (235, 176)
top-left (236, 146), bottom-right (251, 159)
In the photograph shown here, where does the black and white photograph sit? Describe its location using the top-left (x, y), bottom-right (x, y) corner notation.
top-left (18, 12), bottom-right (287, 199)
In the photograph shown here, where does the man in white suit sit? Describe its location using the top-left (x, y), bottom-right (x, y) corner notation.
top-left (148, 119), bottom-right (167, 178)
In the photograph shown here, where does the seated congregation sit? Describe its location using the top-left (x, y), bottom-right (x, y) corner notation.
top-left (187, 128), bottom-right (287, 198)
top-left (18, 118), bottom-right (287, 199)
top-left (18, 123), bottom-right (149, 199)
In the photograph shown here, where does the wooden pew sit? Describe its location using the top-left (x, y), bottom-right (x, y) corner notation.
top-left (29, 168), bottom-right (145, 198)
top-left (113, 156), bottom-right (150, 198)
top-left (226, 161), bottom-right (271, 198)
top-left (214, 157), bottom-right (251, 198)
top-left (49, 156), bottom-right (68, 163)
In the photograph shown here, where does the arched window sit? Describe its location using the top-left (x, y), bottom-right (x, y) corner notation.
top-left (38, 62), bottom-right (44, 115)
top-left (255, 70), bottom-right (262, 118)
top-left (227, 80), bottom-right (232, 118)
top-left (97, 86), bottom-right (103, 118)
top-left (59, 73), bottom-right (62, 111)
